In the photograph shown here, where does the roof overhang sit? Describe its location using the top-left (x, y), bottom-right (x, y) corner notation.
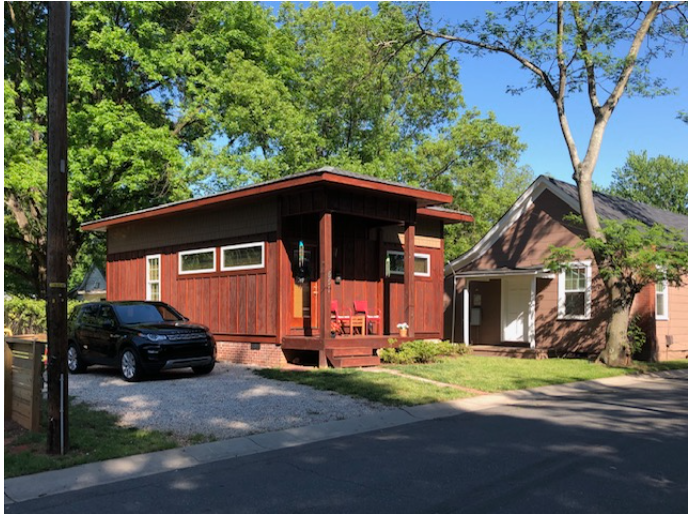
top-left (418, 207), bottom-right (474, 224)
top-left (82, 167), bottom-right (458, 232)
top-left (447, 268), bottom-right (556, 280)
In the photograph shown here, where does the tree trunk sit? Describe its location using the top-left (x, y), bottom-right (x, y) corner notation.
top-left (597, 282), bottom-right (632, 367)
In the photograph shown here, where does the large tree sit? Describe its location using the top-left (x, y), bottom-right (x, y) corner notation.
top-left (607, 151), bottom-right (688, 215)
top-left (410, 1), bottom-right (688, 366)
top-left (5, 1), bottom-right (531, 295)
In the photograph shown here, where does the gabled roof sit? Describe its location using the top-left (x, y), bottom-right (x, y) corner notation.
top-left (446, 175), bottom-right (688, 275)
top-left (68, 265), bottom-right (106, 296)
top-left (82, 167), bottom-right (467, 232)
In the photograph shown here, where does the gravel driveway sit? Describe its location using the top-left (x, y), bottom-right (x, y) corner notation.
top-left (69, 363), bottom-right (394, 442)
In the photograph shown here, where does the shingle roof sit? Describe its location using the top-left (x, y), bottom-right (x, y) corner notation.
top-left (546, 177), bottom-right (688, 241)
top-left (447, 175), bottom-right (688, 275)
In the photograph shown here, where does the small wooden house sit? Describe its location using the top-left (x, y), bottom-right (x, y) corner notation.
top-left (444, 175), bottom-right (688, 361)
top-left (68, 265), bottom-right (107, 301)
top-left (83, 167), bottom-right (472, 368)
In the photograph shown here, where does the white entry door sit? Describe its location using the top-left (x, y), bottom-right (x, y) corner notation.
top-left (502, 278), bottom-right (531, 342)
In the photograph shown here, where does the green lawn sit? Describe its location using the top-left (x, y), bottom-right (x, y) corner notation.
top-left (256, 367), bottom-right (474, 406)
top-left (257, 356), bottom-right (687, 405)
top-left (390, 356), bottom-right (687, 392)
top-left (4, 399), bottom-right (178, 479)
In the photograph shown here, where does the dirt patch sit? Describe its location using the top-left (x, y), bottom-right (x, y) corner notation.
top-left (4, 419), bottom-right (27, 446)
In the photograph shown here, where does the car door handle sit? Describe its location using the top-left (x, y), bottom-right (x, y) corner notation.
top-left (109, 334), bottom-right (118, 339)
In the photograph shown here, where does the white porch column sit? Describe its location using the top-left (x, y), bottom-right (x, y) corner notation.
top-left (462, 287), bottom-right (470, 346)
top-left (529, 277), bottom-right (536, 349)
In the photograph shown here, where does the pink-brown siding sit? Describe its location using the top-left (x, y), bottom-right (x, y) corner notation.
top-left (445, 190), bottom-right (687, 358)
top-left (451, 191), bottom-right (610, 354)
top-left (656, 281), bottom-right (688, 361)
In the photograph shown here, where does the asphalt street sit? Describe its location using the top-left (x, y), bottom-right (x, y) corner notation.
top-left (6, 372), bottom-right (687, 514)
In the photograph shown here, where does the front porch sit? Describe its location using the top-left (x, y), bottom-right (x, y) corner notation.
top-left (276, 180), bottom-right (468, 368)
top-left (282, 335), bottom-right (416, 368)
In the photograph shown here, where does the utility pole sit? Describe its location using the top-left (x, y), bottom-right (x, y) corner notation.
top-left (46, 1), bottom-right (70, 455)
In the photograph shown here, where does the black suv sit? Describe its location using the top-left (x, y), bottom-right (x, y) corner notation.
top-left (67, 301), bottom-right (216, 381)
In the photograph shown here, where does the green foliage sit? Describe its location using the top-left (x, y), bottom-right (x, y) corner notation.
top-left (4, 297), bottom-right (83, 335)
top-left (546, 216), bottom-right (688, 307)
top-left (5, 2), bottom-right (530, 294)
top-left (379, 339), bottom-right (470, 365)
top-left (606, 151), bottom-right (688, 215)
top-left (627, 315), bottom-right (647, 356)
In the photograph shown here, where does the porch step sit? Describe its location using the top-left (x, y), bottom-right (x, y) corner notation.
top-left (327, 347), bottom-right (373, 358)
top-left (325, 348), bottom-right (380, 368)
top-left (471, 345), bottom-right (548, 360)
top-left (328, 355), bottom-right (381, 368)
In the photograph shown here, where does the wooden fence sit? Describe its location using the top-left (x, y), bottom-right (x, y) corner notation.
top-left (4, 335), bottom-right (46, 431)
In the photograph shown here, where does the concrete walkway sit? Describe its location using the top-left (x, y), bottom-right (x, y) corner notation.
top-left (4, 369), bottom-right (686, 505)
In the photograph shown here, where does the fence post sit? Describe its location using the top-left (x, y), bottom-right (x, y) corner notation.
top-left (4, 341), bottom-right (12, 419)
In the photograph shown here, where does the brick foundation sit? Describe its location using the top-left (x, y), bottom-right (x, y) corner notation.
top-left (216, 341), bottom-right (288, 368)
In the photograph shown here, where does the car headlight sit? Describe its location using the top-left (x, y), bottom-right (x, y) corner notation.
top-left (141, 333), bottom-right (167, 342)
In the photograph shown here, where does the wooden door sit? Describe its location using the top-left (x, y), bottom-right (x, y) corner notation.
top-left (290, 244), bottom-right (319, 335)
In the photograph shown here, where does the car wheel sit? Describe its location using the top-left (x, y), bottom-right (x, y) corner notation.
top-left (192, 361), bottom-right (215, 375)
top-left (67, 343), bottom-right (87, 374)
top-left (120, 348), bottom-right (143, 382)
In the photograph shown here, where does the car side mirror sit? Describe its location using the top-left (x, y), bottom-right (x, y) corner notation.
top-left (102, 320), bottom-right (116, 330)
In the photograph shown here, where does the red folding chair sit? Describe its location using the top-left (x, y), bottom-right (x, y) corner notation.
top-left (353, 300), bottom-right (380, 335)
top-left (331, 300), bottom-right (351, 335)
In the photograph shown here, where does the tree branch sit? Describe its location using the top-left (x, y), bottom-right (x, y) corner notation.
top-left (570, 3), bottom-right (601, 115)
top-left (415, 24), bottom-right (560, 104)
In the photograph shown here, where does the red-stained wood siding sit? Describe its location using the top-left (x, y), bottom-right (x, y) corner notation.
top-left (331, 235), bottom-right (380, 327)
top-left (384, 245), bottom-right (443, 337)
top-left (107, 238), bottom-right (278, 338)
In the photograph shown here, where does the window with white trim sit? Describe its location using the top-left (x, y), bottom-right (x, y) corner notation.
top-left (179, 248), bottom-right (216, 274)
top-left (387, 251), bottom-right (431, 277)
top-left (146, 255), bottom-right (161, 301)
top-left (655, 279), bottom-right (669, 320)
top-left (558, 261), bottom-right (592, 319)
top-left (221, 242), bottom-right (264, 271)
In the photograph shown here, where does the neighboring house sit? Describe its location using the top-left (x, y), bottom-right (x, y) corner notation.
top-left (68, 265), bottom-right (107, 301)
top-left (444, 175), bottom-right (688, 361)
top-left (82, 167), bottom-right (472, 368)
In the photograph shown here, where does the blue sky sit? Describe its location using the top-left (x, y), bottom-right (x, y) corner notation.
top-left (267, 1), bottom-right (688, 187)
top-left (428, 2), bottom-right (689, 187)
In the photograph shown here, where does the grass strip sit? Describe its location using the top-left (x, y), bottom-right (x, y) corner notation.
top-left (4, 398), bottom-right (178, 479)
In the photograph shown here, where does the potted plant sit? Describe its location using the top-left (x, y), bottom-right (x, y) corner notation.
top-left (397, 322), bottom-right (409, 337)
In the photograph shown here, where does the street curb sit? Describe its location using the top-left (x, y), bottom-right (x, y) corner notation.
top-left (4, 368), bottom-right (686, 504)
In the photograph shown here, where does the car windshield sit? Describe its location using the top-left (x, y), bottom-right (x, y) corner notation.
top-left (112, 304), bottom-right (183, 325)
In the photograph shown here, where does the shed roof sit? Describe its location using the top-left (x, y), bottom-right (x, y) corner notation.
top-left (83, 167), bottom-right (467, 232)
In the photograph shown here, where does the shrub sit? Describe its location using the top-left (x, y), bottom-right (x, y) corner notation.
top-left (379, 339), bottom-right (470, 364)
top-left (627, 315), bottom-right (647, 356)
top-left (4, 296), bottom-right (83, 335)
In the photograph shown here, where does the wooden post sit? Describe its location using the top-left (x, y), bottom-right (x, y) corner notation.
top-left (275, 199), bottom-right (284, 349)
top-left (4, 342), bottom-right (13, 420)
top-left (404, 222), bottom-right (415, 338)
top-left (318, 211), bottom-right (333, 368)
top-left (46, 1), bottom-right (70, 454)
